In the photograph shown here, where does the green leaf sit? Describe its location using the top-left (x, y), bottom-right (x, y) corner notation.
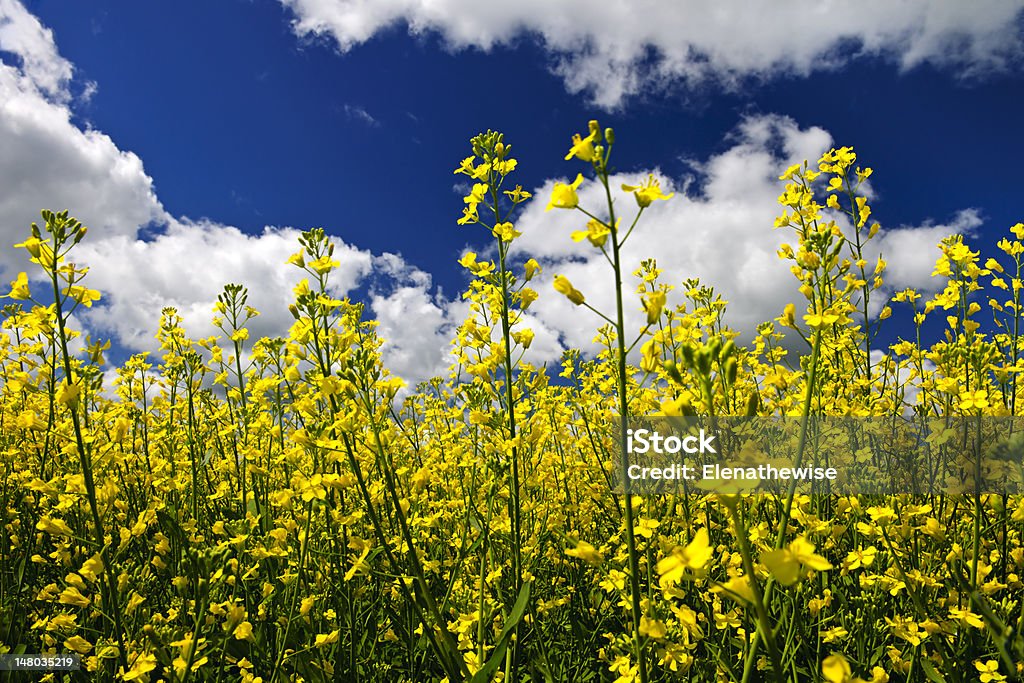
top-left (919, 657), bottom-right (946, 683)
top-left (469, 581), bottom-right (532, 683)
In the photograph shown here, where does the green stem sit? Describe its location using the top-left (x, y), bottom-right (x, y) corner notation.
top-left (47, 240), bottom-right (128, 674)
top-left (604, 159), bottom-right (650, 683)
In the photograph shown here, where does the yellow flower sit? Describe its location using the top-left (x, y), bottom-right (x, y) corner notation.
top-left (492, 221), bottom-right (521, 242)
top-left (464, 182), bottom-right (488, 209)
top-left (512, 328), bottom-right (534, 349)
top-left (822, 653), bottom-right (852, 682)
top-left (948, 607), bottom-right (985, 629)
top-left (804, 310), bottom-right (840, 328)
top-left (975, 660), bottom-right (1007, 683)
top-left (622, 174), bottom-right (674, 208)
top-left (958, 389), bottom-right (989, 411)
top-left (546, 173), bottom-right (584, 211)
top-left (524, 258), bottom-right (541, 281)
top-left (711, 575), bottom-right (754, 605)
top-left (308, 255), bottom-right (339, 275)
top-left (234, 620), bottom-right (255, 641)
top-left (453, 155), bottom-right (476, 176)
top-left (315, 630), bottom-right (340, 647)
top-left (63, 635), bottom-right (93, 654)
top-left (58, 585), bottom-right (90, 608)
top-left (762, 537), bottom-right (831, 586)
top-left (344, 545), bottom-right (371, 581)
top-left (565, 540), bottom-right (603, 565)
top-left (122, 653), bottom-right (157, 681)
top-left (79, 553), bottom-right (105, 582)
top-left (779, 163), bottom-right (801, 181)
top-left (842, 546), bottom-right (876, 572)
top-left (65, 285), bottom-right (101, 307)
top-left (644, 291), bottom-right (666, 324)
top-left (37, 517), bottom-right (74, 537)
top-left (4, 271), bottom-right (30, 300)
top-left (14, 236), bottom-right (43, 258)
top-left (780, 303), bottom-right (796, 328)
top-left (638, 616), bottom-right (667, 640)
top-left (789, 537), bottom-right (833, 571)
top-left (820, 627), bottom-right (849, 644)
top-left (633, 518), bottom-right (660, 539)
top-left (571, 218), bottom-right (612, 247)
top-left (656, 528), bottom-right (712, 583)
top-left (56, 380), bottom-right (82, 409)
top-left (564, 132), bottom-right (597, 162)
top-left (553, 275), bottom-right (585, 305)
top-left (504, 184), bottom-right (531, 203)
top-left (519, 287), bottom-right (538, 309)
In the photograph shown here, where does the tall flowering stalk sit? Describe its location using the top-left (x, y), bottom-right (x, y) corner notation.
top-left (8, 211), bottom-right (127, 673)
top-left (454, 130), bottom-right (536, 678)
top-left (548, 120), bottom-right (673, 683)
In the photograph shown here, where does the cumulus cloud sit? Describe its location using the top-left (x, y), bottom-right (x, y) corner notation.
top-left (370, 281), bottom-right (460, 384)
top-left (278, 0), bottom-right (1024, 108)
top-left (0, 0), bottom-right (73, 100)
top-left (73, 221), bottom-right (372, 353)
top-left (873, 209), bottom-right (983, 294)
top-left (508, 115), bottom-right (976, 356)
top-left (0, 19), bottom-right (166, 279)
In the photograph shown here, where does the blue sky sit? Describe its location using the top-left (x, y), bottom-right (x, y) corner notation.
top-left (2, 0), bottom-right (1024, 383)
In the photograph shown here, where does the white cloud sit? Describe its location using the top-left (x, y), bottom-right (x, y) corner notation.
top-left (371, 281), bottom-right (461, 384)
top-left (0, 0), bottom-right (73, 100)
top-left (509, 115), bottom-right (976, 355)
top-left (342, 103), bottom-right (380, 127)
top-left (0, 43), bottom-right (166, 278)
top-left (278, 0), bottom-right (1024, 108)
top-left (872, 209), bottom-right (983, 295)
top-left (74, 220), bottom-right (372, 353)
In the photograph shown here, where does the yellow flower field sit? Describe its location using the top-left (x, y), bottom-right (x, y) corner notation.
top-left (1, 122), bottom-right (1023, 682)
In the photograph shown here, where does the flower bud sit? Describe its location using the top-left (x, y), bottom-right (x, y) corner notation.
top-left (695, 349), bottom-right (712, 376)
top-left (708, 337), bottom-right (722, 358)
top-left (663, 360), bottom-right (683, 384)
top-left (745, 391), bottom-right (760, 416)
top-left (723, 357), bottom-right (738, 386)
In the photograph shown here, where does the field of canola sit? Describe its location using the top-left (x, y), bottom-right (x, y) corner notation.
top-left (1, 122), bottom-right (1023, 682)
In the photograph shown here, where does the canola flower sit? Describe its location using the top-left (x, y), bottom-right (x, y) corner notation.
top-left (0, 129), bottom-right (1021, 683)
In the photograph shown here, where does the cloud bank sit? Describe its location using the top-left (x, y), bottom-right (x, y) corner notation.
top-left (279, 0), bottom-right (1024, 108)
